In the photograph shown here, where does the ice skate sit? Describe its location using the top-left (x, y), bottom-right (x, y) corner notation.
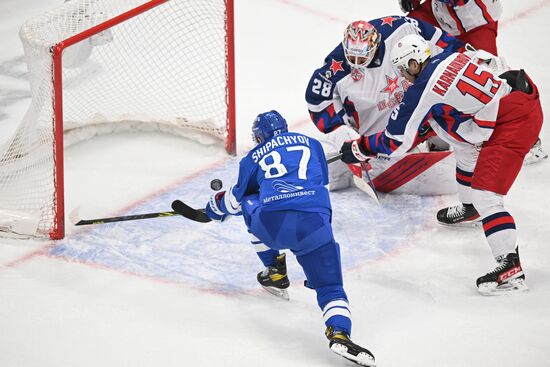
top-left (325, 327), bottom-right (376, 366)
top-left (476, 252), bottom-right (528, 295)
top-left (524, 138), bottom-right (548, 165)
top-left (257, 253), bottom-right (290, 300)
top-left (437, 203), bottom-right (480, 227)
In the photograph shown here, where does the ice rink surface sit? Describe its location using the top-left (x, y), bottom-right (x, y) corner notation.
top-left (1, 1), bottom-right (550, 366)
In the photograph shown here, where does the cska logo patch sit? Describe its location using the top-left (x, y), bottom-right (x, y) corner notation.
top-left (380, 16), bottom-right (397, 27)
top-left (351, 68), bottom-right (364, 81)
top-left (380, 75), bottom-right (400, 96)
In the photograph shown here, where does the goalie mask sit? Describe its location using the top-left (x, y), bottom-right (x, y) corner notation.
top-left (252, 110), bottom-right (288, 144)
top-left (342, 20), bottom-right (381, 70)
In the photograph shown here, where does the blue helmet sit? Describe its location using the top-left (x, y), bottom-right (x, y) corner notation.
top-left (252, 110), bottom-right (288, 143)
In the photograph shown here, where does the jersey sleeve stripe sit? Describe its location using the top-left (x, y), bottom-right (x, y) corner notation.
top-left (473, 117), bottom-right (496, 129)
top-left (473, 0), bottom-right (494, 23)
top-left (224, 186), bottom-right (242, 214)
top-left (447, 5), bottom-right (467, 34)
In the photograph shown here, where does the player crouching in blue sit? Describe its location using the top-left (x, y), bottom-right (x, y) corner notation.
top-left (204, 110), bottom-right (375, 366)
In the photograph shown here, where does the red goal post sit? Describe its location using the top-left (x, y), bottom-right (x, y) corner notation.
top-left (0, 0), bottom-right (235, 239)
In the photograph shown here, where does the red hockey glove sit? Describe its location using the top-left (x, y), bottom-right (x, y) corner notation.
top-left (340, 138), bottom-right (371, 164)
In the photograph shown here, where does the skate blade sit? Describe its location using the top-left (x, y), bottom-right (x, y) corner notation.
top-left (523, 148), bottom-right (548, 165)
top-left (437, 220), bottom-right (481, 228)
top-left (523, 155), bottom-right (548, 165)
top-left (330, 343), bottom-right (376, 367)
top-left (477, 279), bottom-right (529, 296)
top-left (260, 285), bottom-right (290, 301)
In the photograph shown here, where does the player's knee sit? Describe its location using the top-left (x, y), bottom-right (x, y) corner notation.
top-left (297, 241), bottom-right (343, 289)
top-left (471, 189), bottom-right (504, 217)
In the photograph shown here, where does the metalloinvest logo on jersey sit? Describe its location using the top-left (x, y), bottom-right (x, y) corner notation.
top-left (263, 179), bottom-right (315, 204)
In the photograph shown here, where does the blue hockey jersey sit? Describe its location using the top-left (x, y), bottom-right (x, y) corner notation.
top-left (222, 132), bottom-right (331, 215)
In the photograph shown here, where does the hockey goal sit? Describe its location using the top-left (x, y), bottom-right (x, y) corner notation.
top-left (0, 0), bottom-right (235, 239)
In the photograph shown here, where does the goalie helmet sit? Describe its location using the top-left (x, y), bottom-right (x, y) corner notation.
top-left (252, 110), bottom-right (288, 144)
top-left (342, 20), bottom-right (381, 70)
top-left (390, 34), bottom-right (431, 77)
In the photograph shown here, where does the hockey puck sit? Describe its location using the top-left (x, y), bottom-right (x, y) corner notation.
top-left (210, 179), bottom-right (223, 191)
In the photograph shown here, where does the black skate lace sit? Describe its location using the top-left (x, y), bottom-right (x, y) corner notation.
top-left (447, 205), bottom-right (465, 219)
top-left (487, 259), bottom-right (509, 275)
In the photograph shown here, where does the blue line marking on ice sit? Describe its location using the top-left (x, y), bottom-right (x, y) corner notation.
top-left (50, 158), bottom-right (439, 293)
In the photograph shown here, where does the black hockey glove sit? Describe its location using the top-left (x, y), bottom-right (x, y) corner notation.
top-left (399, 0), bottom-right (421, 13)
top-left (340, 138), bottom-right (371, 164)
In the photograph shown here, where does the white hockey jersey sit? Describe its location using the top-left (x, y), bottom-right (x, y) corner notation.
top-left (431, 0), bottom-right (502, 36)
top-left (305, 16), bottom-right (463, 137)
top-left (360, 50), bottom-right (512, 157)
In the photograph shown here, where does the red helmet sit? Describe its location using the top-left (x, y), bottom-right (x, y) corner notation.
top-left (342, 21), bottom-right (381, 70)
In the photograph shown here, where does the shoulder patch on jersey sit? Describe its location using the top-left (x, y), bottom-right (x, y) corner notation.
top-left (330, 59), bottom-right (345, 75)
top-left (369, 16), bottom-right (408, 36)
top-left (380, 16), bottom-right (398, 27)
top-left (321, 44), bottom-right (350, 80)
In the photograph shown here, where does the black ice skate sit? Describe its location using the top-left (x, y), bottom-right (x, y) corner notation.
top-left (257, 253), bottom-right (290, 300)
top-left (476, 251), bottom-right (528, 295)
top-left (325, 327), bottom-right (376, 366)
top-left (437, 203), bottom-right (480, 227)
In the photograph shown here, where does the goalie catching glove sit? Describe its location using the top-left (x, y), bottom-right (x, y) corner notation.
top-left (340, 138), bottom-right (372, 164)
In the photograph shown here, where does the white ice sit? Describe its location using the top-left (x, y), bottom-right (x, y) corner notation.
top-left (1, 1), bottom-right (550, 367)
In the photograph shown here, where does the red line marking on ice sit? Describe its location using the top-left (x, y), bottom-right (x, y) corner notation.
top-left (499, 0), bottom-right (550, 27)
top-left (274, 0), bottom-right (347, 23)
top-left (6, 0), bottom-right (549, 275)
top-left (3, 156), bottom-right (230, 269)
top-left (41, 251), bottom-right (258, 298)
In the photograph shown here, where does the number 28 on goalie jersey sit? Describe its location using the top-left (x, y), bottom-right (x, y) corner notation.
top-left (225, 132), bottom-right (331, 214)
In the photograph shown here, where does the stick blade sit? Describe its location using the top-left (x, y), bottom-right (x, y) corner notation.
top-left (171, 200), bottom-right (212, 223)
top-left (352, 162), bottom-right (381, 206)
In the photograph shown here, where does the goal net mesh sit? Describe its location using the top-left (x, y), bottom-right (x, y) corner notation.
top-left (0, 0), bottom-right (232, 238)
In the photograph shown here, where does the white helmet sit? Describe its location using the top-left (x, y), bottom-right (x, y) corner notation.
top-left (390, 34), bottom-right (431, 76)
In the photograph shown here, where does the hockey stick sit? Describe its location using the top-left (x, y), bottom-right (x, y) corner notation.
top-left (326, 153), bottom-right (343, 164)
top-left (171, 200), bottom-right (212, 223)
top-left (351, 161), bottom-right (381, 206)
top-left (73, 154), bottom-right (344, 227)
top-left (70, 207), bottom-right (179, 226)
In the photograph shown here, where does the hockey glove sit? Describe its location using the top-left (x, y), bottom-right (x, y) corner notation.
top-left (340, 138), bottom-right (371, 164)
top-left (399, 0), bottom-right (422, 12)
top-left (205, 191), bottom-right (228, 222)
